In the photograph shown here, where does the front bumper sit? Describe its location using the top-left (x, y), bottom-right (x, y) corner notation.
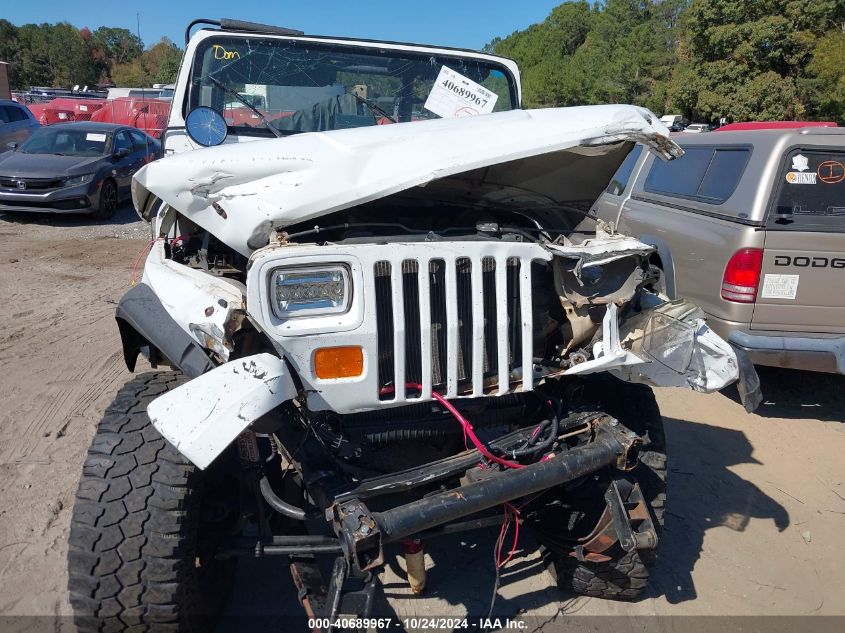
top-left (729, 329), bottom-right (845, 374)
top-left (321, 414), bottom-right (643, 574)
top-left (0, 181), bottom-right (100, 213)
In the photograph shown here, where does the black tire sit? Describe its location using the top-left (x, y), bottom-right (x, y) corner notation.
top-left (545, 377), bottom-right (666, 600)
top-left (67, 372), bottom-right (237, 632)
top-left (94, 179), bottom-right (118, 220)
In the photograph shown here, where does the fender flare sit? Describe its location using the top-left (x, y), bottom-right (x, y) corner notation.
top-left (115, 282), bottom-right (215, 379)
top-left (636, 234), bottom-right (677, 299)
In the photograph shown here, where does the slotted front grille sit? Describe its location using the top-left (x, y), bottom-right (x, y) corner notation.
top-left (0, 177), bottom-right (64, 191)
top-left (374, 253), bottom-right (534, 402)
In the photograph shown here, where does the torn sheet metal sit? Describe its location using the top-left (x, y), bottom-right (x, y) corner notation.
top-left (549, 226), bottom-right (654, 307)
top-left (132, 105), bottom-right (678, 256)
top-left (610, 323), bottom-right (739, 393)
top-left (147, 353), bottom-right (297, 469)
top-left (545, 229), bottom-right (654, 269)
top-left (564, 298), bottom-right (740, 393)
top-left (142, 240), bottom-right (246, 360)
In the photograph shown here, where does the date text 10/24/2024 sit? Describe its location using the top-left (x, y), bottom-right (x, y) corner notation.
top-left (308, 618), bottom-right (527, 630)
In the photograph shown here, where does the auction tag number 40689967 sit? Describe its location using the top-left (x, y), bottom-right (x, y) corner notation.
top-left (424, 65), bottom-right (499, 119)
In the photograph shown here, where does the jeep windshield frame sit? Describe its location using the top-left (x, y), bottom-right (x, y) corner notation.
top-left (186, 35), bottom-right (519, 137)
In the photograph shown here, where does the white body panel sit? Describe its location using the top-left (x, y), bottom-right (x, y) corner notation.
top-left (147, 353), bottom-right (296, 469)
top-left (142, 239), bottom-right (245, 360)
top-left (133, 104), bottom-right (675, 256)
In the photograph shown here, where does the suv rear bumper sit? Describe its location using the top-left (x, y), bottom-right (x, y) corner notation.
top-left (728, 330), bottom-right (845, 374)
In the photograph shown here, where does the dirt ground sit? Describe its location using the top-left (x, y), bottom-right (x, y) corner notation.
top-left (0, 207), bottom-right (843, 629)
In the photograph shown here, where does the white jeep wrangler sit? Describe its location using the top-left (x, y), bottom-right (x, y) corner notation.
top-left (67, 18), bottom-right (760, 631)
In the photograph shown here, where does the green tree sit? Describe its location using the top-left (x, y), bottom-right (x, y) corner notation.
top-left (489, 0), bottom-right (687, 111)
top-left (4, 22), bottom-right (98, 89)
top-left (0, 20), bottom-right (23, 88)
top-left (801, 29), bottom-right (845, 122)
top-left (92, 27), bottom-right (143, 66)
top-left (667, 0), bottom-right (845, 122)
top-left (49, 22), bottom-right (97, 88)
top-left (112, 38), bottom-right (183, 87)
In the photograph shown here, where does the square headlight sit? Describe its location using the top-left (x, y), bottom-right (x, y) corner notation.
top-left (270, 265), bottom-right (351, 319)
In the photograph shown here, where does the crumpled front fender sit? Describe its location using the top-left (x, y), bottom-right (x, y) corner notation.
top-left (147, 353), bottom-right (297, 469)
top-left (564, 297), bottom-right (761, 411)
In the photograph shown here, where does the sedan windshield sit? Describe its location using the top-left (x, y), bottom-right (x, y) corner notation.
top-left (189, 36), bottom-right (518, 136)
top-left (19, 127), bottom-right (112, 156)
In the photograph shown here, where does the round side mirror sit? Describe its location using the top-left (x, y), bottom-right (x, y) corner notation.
top-left (185, 107), bottom-right (228, 147)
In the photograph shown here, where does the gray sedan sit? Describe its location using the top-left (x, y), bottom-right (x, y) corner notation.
top-left (0, 100), bottom-right (40, 154)
top-left (0, 121), bottom-right (160, 219)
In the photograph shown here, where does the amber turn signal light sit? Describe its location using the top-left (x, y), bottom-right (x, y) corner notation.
top-left (313, 346), bottom-right (364, 379)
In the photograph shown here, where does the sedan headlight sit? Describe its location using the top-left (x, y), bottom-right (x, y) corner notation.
top-left (270, 265), bottom-right (351, 318)
top-left (64, 173), bottom-right (95, 186)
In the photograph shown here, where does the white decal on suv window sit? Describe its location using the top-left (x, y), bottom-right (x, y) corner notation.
top-left (791, 154), bottom-right (809, 172)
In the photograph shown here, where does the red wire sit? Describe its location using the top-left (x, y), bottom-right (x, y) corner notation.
top-left (129, 238), bottom-right (161, 286)
top-left (377, 384), bottom-right (525, 566)
top-left (496, 503), bottom-right (521, 569)
top-left (401, 382), bottom-right (524, 470)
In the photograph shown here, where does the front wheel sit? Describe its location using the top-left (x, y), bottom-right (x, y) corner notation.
top-left (93, 179), bottom-right (118, 220)
top-left (540, 378), bottom-right (667, 600)
top-left (67, 372), bottom-right (237, 632)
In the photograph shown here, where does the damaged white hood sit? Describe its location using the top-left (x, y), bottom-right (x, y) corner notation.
top-left (133, 104), bottom-right (679, 256)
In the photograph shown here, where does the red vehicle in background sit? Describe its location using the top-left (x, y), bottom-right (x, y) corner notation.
top-left (90, 97), bottom-right (170, 138)
top-left (26, 103), bottom-right (49, 125)
top-left (715, 120), bottom-right (838, 131)
top-left (40, 98), bottom-right (105, 125)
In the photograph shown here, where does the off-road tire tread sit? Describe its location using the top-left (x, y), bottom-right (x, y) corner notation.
top-left (67, 372), bottom-right (220, 632)
top-left (551, 378), bottom-right (667, 601)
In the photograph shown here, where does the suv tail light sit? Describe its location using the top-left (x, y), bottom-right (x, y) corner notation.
top-left (721, 248), bottom-right (764, 303)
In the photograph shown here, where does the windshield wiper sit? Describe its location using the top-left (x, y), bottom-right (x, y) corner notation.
top-left (349, 92), bottom-right (397, 124)
top-left (204, 75), bottom-right (283, 139)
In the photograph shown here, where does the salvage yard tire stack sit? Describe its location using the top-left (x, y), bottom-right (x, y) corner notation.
top-left (544, 377), bottom-right (667, 600)
top-left (67, 372), bottom-right (236, 632)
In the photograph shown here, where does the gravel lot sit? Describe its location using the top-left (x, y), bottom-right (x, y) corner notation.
top-left (0, 207), bottom-right (843, 630)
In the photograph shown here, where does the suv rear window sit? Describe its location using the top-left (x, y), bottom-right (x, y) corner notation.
top-left (774, 149), bottom-right (845, 220)
top-left (644, 146), bottom-right (750, 204)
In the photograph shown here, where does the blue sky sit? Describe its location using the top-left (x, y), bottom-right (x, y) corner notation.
top-left (4, 1), bottom-right (563, 51)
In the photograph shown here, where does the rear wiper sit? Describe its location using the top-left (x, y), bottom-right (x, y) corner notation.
top-left (204, 75), bottom-right (282, 139)
top-left (349, 92), bottom-right (397, 124)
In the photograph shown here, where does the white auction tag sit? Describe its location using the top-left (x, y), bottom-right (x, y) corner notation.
top-left (761, 274), bottom-right (799, 300)
top-left (424, 65), bottom-right (498, 119)
top-left (86, 133), bottom-right (107, 142)
top-left (79, 105), bottom-right (88, 112)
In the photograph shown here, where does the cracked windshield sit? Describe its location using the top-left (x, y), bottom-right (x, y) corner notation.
top-left (189, 36), bottom-right (516, 135)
